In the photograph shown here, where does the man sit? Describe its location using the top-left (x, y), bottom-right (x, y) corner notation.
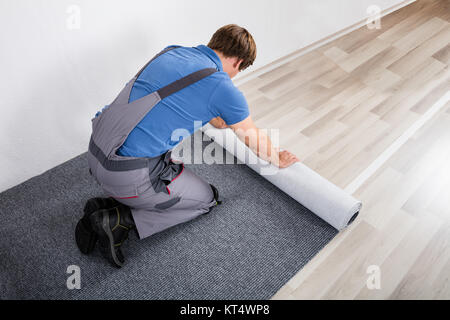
top-left (75, 24), bottom-right (299, 268)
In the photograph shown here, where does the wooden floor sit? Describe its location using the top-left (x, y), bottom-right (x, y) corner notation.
top-left (238, 0), bottom-right (450, 299)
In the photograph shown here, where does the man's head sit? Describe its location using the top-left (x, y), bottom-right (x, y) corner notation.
top-left (208, 24), bottom-right (256, 78)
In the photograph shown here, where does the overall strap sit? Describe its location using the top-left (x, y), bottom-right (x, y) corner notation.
top-left (157, 68), bottom-right (217, 100)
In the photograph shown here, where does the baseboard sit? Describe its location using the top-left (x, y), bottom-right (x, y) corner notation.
top-left (233, 0), bottom-right (416, 87)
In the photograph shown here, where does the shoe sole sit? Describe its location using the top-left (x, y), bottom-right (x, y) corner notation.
top-left (90, 210), bottom-right (123, 268)
top-left (75, 218), bottom-right (97, 254)
top-left (206, 184), bottom-right (222, 214)
top-left (76, 197), bottom-right (119, 255)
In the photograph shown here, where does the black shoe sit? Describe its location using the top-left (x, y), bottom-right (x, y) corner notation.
top-left (210, 184), bottom-right (222, 205)
top-left (207, 184), bottom-right (222, 214)
top-left (75, 197), bottom-right (119, 254)
top-left (89, 204), bottom-right (135, 268)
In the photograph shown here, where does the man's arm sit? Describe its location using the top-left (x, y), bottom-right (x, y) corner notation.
top-left (228, 116), bottom-right (299, 168)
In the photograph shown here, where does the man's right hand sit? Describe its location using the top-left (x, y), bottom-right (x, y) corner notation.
top-left (277, 150), bottom-right (300, 168)
top-left (229, 116), bottom-right (300, 169)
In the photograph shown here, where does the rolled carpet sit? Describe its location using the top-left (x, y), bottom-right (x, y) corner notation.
top-left (202, 124), bottom-right (362, 231)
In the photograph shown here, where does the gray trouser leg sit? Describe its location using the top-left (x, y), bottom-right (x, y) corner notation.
top-left (114, 167), bottom-right (216, 239)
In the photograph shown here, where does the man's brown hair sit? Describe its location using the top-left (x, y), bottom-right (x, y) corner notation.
top-left (208, 24), bottom-right (256, 71)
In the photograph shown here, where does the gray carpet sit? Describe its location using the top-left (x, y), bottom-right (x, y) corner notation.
top-left (0, 141), bottom-right (337, 300)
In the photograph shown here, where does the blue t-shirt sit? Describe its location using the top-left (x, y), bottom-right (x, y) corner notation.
top-left (95, 45), bottom-right (249, 158)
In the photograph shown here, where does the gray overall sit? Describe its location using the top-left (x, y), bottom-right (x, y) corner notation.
top-left (87, 46), bottom-right (218, 239)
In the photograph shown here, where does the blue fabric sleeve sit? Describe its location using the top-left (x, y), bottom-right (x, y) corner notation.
top-left (209, 79), bottom-right (250, 125)
top-left (95, 105), bottom-right (110, 118)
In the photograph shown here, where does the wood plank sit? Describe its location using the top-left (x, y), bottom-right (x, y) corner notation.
top-left (290, 221), bottom-right (377, 299)
top-left (387, 24), bottom-right (450, 76)
top-left (355, 215), bottom-right (441, 299)
top-left (410, 77), bottom-right (450, 114)
top-left (321, 210), bottom-right (416, 299)
top-left (432, 43), bottom-right (450, 64)
top-left (389, 222), bottom-right (450, 299)
top-left (337, 38), bottom-right (391, 72)
top-left (392, 17), bottom-right (448, 52)
top-left (377, 1), bottom-right (441, 43)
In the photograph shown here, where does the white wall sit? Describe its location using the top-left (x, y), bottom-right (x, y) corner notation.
top-left (0, 0), bottom-right (405, 192)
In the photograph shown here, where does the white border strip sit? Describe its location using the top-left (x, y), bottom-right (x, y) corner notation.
top-left (344, 91), bottom-right (450, 195)
top-left (233, 0), bottom-right (416, 87)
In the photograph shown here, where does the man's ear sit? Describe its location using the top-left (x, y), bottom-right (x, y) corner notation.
top-left (233, 58), bottom-right (243, 70)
